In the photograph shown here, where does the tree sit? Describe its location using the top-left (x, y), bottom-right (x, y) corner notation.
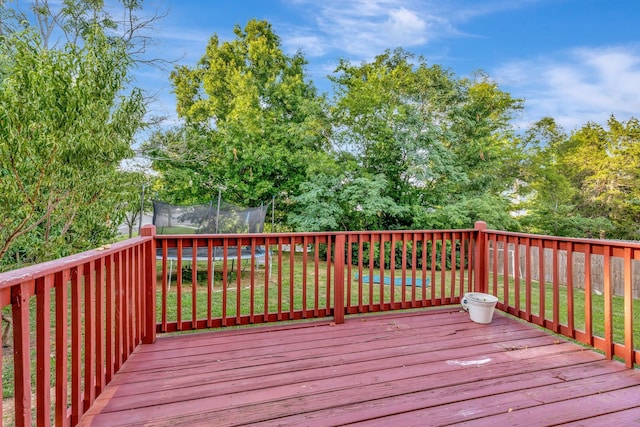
top-left (289, 173), bottom-right (405, 231)
top-left (560, 117), bottom-right (640, 238)
top-left (117, 170), bottom-right (153, 238)
top-left (319, 48), bottom-right (523, 231)
top-left (154, 19), bottom-right (331, 210)
top-left (0, 3), bottom-right (146, 270)
top-left (517, 117), bottom-right (621, 238)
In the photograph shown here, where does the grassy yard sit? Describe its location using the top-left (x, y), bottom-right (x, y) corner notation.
top-left (156, 252), bottom-right (468, 324)
top-left (489, 272), bottom-right (640, 346)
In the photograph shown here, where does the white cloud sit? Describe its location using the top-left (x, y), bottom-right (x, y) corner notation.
top-left (283, 34), bottom-right (328, 57)
top-left (494, 46), bottom-right (640, 130)
top-left (282, 0), bottom-right (437, 60)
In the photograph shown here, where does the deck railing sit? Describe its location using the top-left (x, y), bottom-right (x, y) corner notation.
top-left (0, 227), bottom-right (156, 427)
top-left (1, 222), bottom-right (638, 426)
top-left (154, 229), bottom-right (476, 333)
top-left (478, 225), bottom-right (640, 368)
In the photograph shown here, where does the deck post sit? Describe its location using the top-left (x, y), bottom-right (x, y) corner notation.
top-left (141, 225), bottom-right (157, 344)
top-left (333, 234), bottom-right (345, 324)
top-left (473, 221), bottom-right (488, 294)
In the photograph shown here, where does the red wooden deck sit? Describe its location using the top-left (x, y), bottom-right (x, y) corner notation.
top-left (80, 309), bottom-right (640, 426)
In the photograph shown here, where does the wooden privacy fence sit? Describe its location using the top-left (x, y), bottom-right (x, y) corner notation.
top-left (489, 244), bottom-right (640, 298)
top-left (1, 223), bottom-right (639, 426)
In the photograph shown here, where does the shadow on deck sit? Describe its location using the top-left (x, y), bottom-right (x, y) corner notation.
top-left (80, 309), bottom-right (640, 426)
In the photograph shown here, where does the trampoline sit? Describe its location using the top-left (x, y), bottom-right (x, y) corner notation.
top-left (153, 198), bottom-right (271, 289)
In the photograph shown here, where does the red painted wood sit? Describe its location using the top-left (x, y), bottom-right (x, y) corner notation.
top-left (303, 236), bottom-right (309, 317)
top-left (440, 232), bottom-right (446, 302)
top-left (105, 255), bottom-right (115, 384)
top-left (161, 243), bottom-right (168, 331)
top-left (538, 238), bottom-right (545, 325)
top-left (429, 233), bottom-right (438, 305)
top-left (123, 250), bottom-right (131, 356)
top-left (603, 245), bottom-right (613, 359)
top-left (115, 252), bottom-right (123, 371)
top-left (206, 240), bottom-right (213, 327)
top-left (584, 243), bottom-right (593, 345)
top-left (623, 247), bottom-right (634, 368)
top-left (132, 246), bottom-right (139, 345)
top-left (333, 234), bottom-right (345, 324)
top-left (512, 238), bottom-right (521, 314)
top-left (326, 235), bottom-right (332, 312)
top-left (4, 226), bottom-right (640, 426)
top-left (502, 235), bottom-right (508, 308)
top-left (368, 235), bottom-right (375, 311)
top-left (128, 249), bottom-right (135, 352)
top-left (83, 261), bottom-right (96, 411)
top-left (71, 265), bottom-right (83, 425)
top-left (95, 257), bottom-right (105, 393)
top-left (276, 237), bottom-right (283, 320)
top-left (450, 232), bottom-right (456, 301)
top-left (142, 225), bottom-right (157, 344)
top-left (410, 233), bottom-right (418, 307)
top-left (176, 239), bottom-right (183, 330)
top-left (0, 319), bottom-right (2, 424)
top-left (566, 241), bottom-right (575, 338)
top-left (55, 270), bottom-right (70, 426)
top-left (36, 275), bottom-right (52, 425)
top-left (524, 238), bottom-right (532, 321)
top-left (420, 233), bottom-right (428, 306)
top-left (457, 233), bottom-right (464, 303)
top-left (190, 239), bottom-right (197, 328)
top-left (79, 311), bottom-right (640, 427)
top-left (289, 240), bottom-right (295, 318)
top-left (491, 237), bottom-right (498, 296)
top-left (473, 222), bottom-right (487, 293)
top-left (552, 239), bottom-right (560, 333)
top-left (13, 281), bottom-right (32, 427)
top-left (389, 234), bottom-right (397, 306)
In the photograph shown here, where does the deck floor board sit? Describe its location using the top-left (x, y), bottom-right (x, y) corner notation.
top-left (80, 309), bottom-right (640, 426)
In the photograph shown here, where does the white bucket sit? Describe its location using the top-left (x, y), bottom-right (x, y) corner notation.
top-left (461, 292), bottom-right (498, 324)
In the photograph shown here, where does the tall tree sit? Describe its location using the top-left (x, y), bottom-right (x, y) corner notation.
top-left (317, 48), bottom-right (523, 231)
top-left (158, 19), bottom-right (330, 208)
top-left (517, 118), bottom-right (611, 237)
top-left (560, 117), bottom-right (640, 238)
top-left (0, 2), bottom-right (146, 270)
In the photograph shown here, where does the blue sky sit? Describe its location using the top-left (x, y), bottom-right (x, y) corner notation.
top-left (136, 0), bottom-right (640, 132)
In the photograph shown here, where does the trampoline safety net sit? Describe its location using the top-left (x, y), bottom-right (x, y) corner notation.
top-left (152, 200), bottom-right (268, 235)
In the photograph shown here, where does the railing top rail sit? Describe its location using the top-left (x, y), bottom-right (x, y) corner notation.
top-left (153, 228), bottom-right (478, 240)
top-left (0, 234), bottom-right (153, 289)
top-left (482, 228), bottom-right (640, 249)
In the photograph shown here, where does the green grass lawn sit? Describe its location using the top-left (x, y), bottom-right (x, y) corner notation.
top-left (489, 273), bottom-right (640, 346)
top-left (156, 252), bottom-right (466, 324)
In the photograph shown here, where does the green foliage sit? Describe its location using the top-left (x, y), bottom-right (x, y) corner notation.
top-left (414, 195), bottom-right (521, 231)
top-left (288, 174), bottom-right (405, 231)
top-left (117, 170), bottom-right (154, 238)
top-left (0, 5), bottom-right (145, 270)
top-left (292, 48), bottom-right (524, 232)
top-left (150, 19), bottom-right (331, 212)
top-left (518, 116), bottom-right (639, 239)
